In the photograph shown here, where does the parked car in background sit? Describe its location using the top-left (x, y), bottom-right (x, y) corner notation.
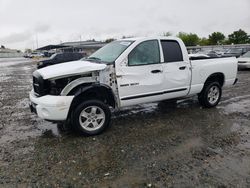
top-left (206, 50), bottom-right (221, 58)
top-left (24, 52), bottom-right (44, 58)
top-left (237, 51), bottom-right (250, 69)
top-left (29, 52), bottom-right (44, 58)
top-left (23, 53), bottom-right (31, 58)
top-left (43, 51), bottom-right (55, 57)
top-left (222, 48), bottom-right (246, 58)
top-left (214, 50), bottom-right (225, 56)
top-left (192, 50), bottom-right (221, 58)
top-left (37, 52), bottom-right (85, 69)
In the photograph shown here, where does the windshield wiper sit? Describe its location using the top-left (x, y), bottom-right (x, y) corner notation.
top-left (83, 56), bottom-right (111, 64)
top-left (86, 57), bottom-right (102, 61)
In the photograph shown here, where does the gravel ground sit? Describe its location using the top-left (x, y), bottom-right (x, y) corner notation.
top-left (0, 58), bottom-right (250, 187)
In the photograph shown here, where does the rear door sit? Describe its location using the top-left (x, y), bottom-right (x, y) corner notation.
top-left (161, 40), bottom-right (191, 99)
top-left (116, 40), bottom-right (164, 107)
top-left (74, 53), bottom-right (81, 61)
top-left (63, 53), bottom-right (70, 62)
top-left (70, 53), bottom-right (76, 61)
top-left (55, 54), bottom-right (63, 64)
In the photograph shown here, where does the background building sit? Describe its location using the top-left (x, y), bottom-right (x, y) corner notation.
top-left (37, 41), bottom-right (107, 56)
top-left (0, 47), bottom-right (23, 58)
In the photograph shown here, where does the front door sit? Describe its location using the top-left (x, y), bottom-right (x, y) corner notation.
top-left (116, 40), bottom-right (164, 107)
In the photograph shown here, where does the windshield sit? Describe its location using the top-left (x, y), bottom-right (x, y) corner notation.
top-left (50, 53), bottom-right (57, 59)
top-left (86, 40), bottom-right (133, 64)
top-left (242, 51), bottom-right (250, 58)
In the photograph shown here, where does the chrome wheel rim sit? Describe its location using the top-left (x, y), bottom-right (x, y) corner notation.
top-left (207, 86), bottom-right (220, 105)
top-left (79, 106), bottom-right (105, 131)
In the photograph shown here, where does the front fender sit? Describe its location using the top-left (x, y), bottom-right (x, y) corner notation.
top-left (61, 77), bottom-right (97, 96)
top-left (67, 84), bottom-right (117, 119)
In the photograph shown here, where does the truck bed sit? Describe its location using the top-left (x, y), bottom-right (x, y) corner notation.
top-left (188, 57), bottom-right (238, 95)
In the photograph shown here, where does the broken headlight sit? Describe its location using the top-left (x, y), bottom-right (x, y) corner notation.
top-left (48, 75), bottom-right (83, 95)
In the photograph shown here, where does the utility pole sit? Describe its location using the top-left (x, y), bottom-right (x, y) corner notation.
top-left (36, 34), bottom-right (39, 49)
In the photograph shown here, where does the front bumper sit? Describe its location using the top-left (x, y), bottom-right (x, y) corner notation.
top-left (29, 90), bottom-right (74, 121)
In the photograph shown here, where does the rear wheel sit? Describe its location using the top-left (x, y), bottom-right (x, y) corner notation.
top-left (198, 82), bottom-right (222, 108)
top-left (71, 100), bottom-right (111, 136)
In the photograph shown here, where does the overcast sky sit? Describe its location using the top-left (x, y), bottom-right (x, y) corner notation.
top-left (0, 0), bottom-right (249, 50)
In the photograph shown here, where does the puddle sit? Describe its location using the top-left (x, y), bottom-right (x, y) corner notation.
top-left (221, 98), bottom-right (250, 116)
top-left (0, 58), bottom-right (32, 67)
top-left (35, 119), bottom-right (61, 138)
top-left (0, 73), bottom-right (12, 82)
top-left (114, 98), bottom-right (198, 118)
top-left (0, 117), bottom-right (62, 145)
top-left (115, 103), bottom-right (158, 117)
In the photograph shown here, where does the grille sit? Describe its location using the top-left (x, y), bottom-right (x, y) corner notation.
top-left (33, 72), bottom-right (50, 97)
top-left (33, 76), bottom-right (40, 95)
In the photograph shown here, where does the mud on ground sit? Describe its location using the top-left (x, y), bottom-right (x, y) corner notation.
top-left (0, 58), bottom-right (250, 187)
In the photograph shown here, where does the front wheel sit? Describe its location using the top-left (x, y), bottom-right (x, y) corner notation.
top-left (71, 100), bottom-right (111, 136)
top-left (198, 82), bottom-right (222, 108)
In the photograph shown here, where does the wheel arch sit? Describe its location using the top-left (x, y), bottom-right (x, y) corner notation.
top-left (67, 83), bottom-right (117, 120)
top-left (204, 72), bottom-right (225, 87)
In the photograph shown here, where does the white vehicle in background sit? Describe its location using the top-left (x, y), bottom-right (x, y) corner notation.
top-left (188, 53), bottom-right (209, 59)
top-left (214, 50), bottom-right (225, 56)
top-left (29, 52), bottom-right (44, 58)
top-left (237, 51), bottom-right (250, 69)
top-left (29, 37), bottom-right (238, 136)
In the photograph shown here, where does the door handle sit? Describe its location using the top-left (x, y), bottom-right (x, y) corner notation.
top-left (179, 66), bottom-right (187, 70)
top-left (151, 70), bottom-right (162, 74)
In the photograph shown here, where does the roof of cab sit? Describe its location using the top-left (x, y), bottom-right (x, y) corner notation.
top-left (119, 36), bottom-right (180, 42)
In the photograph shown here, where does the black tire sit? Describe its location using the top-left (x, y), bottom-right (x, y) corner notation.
top-left (198, 82), bottom-right (222, 108)
top-left (71, 100), bottom-right (111, 136)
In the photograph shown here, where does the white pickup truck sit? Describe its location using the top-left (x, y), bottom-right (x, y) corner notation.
top-left (30, 37), bottom-right (238, 135)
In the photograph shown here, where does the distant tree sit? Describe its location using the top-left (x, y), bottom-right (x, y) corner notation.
top-left (222, 39), bottom-right (232, 45)
top-left (163, 32), bottom-right (172, 36)
top-left (177, 32), bottom-right (200, 46)
top-left (122, 35), bottom-right (134, 39)
top-left (228, 29), bottom-right (250, 44)
top-left (199, 37), bottom-right (210, 46)
top-left (208, 32), bottom-right (225, 45)
top-left (1, 45), bottom-right (5, 49)
top-left (105, 38), bottom-right (115, 43)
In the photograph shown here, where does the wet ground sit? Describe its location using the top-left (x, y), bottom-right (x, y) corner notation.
top-left (0, 58), bottom-right (250, 187)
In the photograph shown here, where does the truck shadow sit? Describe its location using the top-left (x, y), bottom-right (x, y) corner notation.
top-left (45, 97), bottom-right (202, 138)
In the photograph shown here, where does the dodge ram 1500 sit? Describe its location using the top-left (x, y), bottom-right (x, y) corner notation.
top-left (30, 37), bottom-right (238, 135)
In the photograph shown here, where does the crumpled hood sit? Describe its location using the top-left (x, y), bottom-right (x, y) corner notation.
top-left (36, 60), bottom-right (107, 79)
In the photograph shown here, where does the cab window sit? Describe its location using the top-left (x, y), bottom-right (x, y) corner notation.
top-left (128, 40), bottom-right (160, 66)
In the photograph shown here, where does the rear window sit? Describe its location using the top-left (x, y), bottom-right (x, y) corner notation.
top-left (161, 40), bottom-right (183, 63)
